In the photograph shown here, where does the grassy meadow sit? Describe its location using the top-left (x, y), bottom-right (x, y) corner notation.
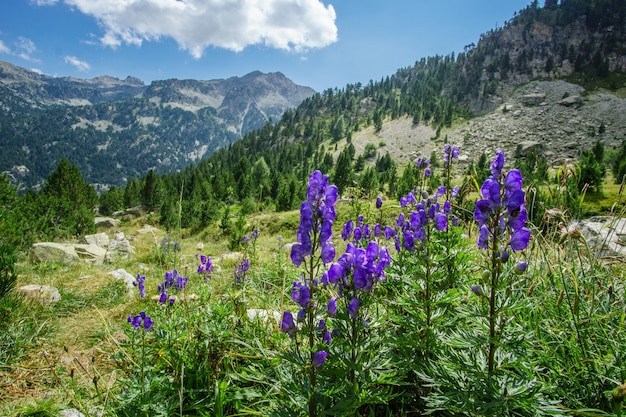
top-left (1, 151), bottom-right (626, 417)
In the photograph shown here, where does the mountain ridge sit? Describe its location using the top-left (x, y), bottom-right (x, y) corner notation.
top-left (0, 60), bottom-right (315, 188)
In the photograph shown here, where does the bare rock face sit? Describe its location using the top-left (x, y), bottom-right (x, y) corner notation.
top-left (29, 242), bottom-right (79, 264)
top-left (17, 284), bottom-right (61, 303)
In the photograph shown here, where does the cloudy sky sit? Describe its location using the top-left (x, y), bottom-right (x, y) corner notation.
top-left (1, 0), bottom-right (531, 92)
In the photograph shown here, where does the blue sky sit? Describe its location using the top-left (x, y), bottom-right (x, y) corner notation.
top-left (0, 0), bottom-right (532, 92)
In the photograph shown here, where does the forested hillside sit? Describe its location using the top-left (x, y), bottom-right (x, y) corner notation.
top-left (0, 66), bottom-right (314, 189)
top-left (113, 0), bottom-right (625, 233)
top-left (1, 0), bottom-right (625, 246)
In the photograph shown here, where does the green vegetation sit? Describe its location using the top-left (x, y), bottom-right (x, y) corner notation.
top-left (2, 147), bottom-right (626, 416)
top-left (1, 0), bottom-right (626, 414)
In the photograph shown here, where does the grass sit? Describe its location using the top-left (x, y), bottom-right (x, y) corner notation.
top-left (2, 171), bottom-right (626, 416)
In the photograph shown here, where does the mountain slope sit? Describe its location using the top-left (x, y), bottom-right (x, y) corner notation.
top-left (0, 61), bottom-right (314, 188)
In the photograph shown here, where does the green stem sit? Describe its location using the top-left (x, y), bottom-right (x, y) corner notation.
top-left (487, 210), bottom-right (501, 380)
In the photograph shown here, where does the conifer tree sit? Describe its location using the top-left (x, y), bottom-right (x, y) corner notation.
top-left (40, 157), bottom-right (98, 237)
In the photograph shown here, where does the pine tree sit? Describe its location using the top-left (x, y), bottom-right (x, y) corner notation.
top-left (141, 170), bottom-right (164, 212)
top-left (40, 158), bottom-right (98, 237)
top-left (333, 148), bottom-right (354, 195)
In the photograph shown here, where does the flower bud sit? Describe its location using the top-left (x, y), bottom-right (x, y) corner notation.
top-left (471, 285), bottom-right (484, 296)
top-left (500, 250), bottom-right (510, 263)
top-left (514, 261), bottom-right (528, 275)
top-left (481, 270), bottom-right (491, 281)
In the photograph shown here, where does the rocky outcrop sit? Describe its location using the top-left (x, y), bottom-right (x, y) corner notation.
top-left (448, 80), bottom-right (626, 166)
top-left (30, 231), bottom-right (133, 265)
top-left (74, 244), bottom-right (107, 264)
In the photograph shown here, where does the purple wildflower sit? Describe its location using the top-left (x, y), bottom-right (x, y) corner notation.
top-left (291, 281), bottom-right (311, 308)
top-left (490, 150), bottom-right (505, 178)
top-left (477, 225), bottom-right (490, 250)
top-left (471, 285), bottom-right (484, 296)
top-left (510, 228), bottom-right (531, 252)
top-left (127, 311), bottom-right (153, 331)
top-left (327, 297), bottom-right (337, 317)
top-left (281, 311), bottom-right (296, 338)
top-left (515, 261), bottom-right (528, 275)
top-left (133, 274), bottom-right (146, 298)
top-left (434, 213), bottom-right (448, 231)
top-left (196, 254), bottom-right (212, 279)
top-left (348, 297), bottom-right (360, 319)
top-left (313, 351), bottom-right (328, 369)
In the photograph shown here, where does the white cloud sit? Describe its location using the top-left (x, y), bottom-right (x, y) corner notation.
top-left (0, 40), bottom-right (10, 54)
top-left (30, 0), bottom-right (59, 5)
top-left (53, 0), bottom-right (337, 57)
top-left (64, 55), bottom-right (91, 72)
top-left (15, 37), bottom-right (40, 62)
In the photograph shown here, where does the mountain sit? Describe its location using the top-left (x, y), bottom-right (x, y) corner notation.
top-left (0, 61), bottom-right (314, 189)
top-left (147, 0), bottom-right (626, 226)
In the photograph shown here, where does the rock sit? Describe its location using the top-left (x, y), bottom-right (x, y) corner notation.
top-left (575, 216), bottom-right (626, 258)
top-left (29, 242), bottom-right (79, 264)
top-left (246, 308), bottom-right (282, 327)
top-left (94, 217), bottom-right (121, 228)
top-left (520, 93), bottom-right (546, 106)
top-left (559, 95), bottom-right (582, 106)
top-left (105, 238), bottom-right (134, 263)
top-left (516, 141), bottom-right (543, 157)
top-left (126, 206), bottom-right (146, 217)
top-left (73, 244), bottom-right (107, 264)
top-left (218, 252), bottom-right (244, 263)
top-left (58, 409), bottom-right (85, 417)
top-left (109, 269), bottom-right (137, 296)
top-left (137, 225), bottom-right (159, 235)
top-left (17, 284), bottom-right (61, 303)
top-left (82, 232), bottom-right (109, 248)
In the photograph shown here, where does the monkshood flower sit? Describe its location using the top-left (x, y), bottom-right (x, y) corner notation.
top-left (473, 152), bottom-right (531, 252)
top-left (127, 311), bottom-right (153, 331)
top-left (292, 281), bottom-right (311, 308)
top-left (234, 258), bottom-right (249, 283)
top-left (196, 253), bottom-right (212, 280)
top-left (376, 196), bottom-right (383, 209)
top-left (313, 351), bottom-right (328, 369)
top-left (327, 241), bottom-right (391, 292)
top-left (133, 274), bottom-right (146, 298)
top-left (156, 269), bottom-right (188, 303)
top-left (471, 285), bottom-right (484, 296)
top-left (161, 236), bottom-right (180, 254)
top-left (348, 297), bottom-right (360, 319)
top-left (291, 170), bottom-right (338, 267)
top-left (443, 143), bottom-right (461, 167)
top-left (327, 296), bottom-right (337, 317)
top-left (392, 189), bottom-right (454, 252)
top-left (281, 311), bottom-right (296, 338)
top-left (514, 261), bottom-right (528, 275)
